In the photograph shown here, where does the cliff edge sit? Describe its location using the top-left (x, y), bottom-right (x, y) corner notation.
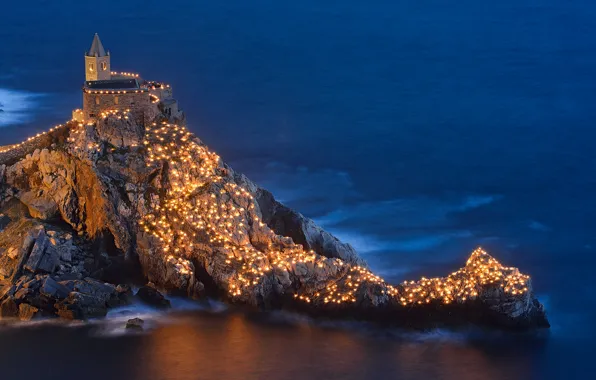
top-left (0, 110), bottom-right (549, 329)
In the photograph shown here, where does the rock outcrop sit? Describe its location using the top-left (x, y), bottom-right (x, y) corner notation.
top-left (126, 317), bottom-right (144, 330)
top-left (136, 285), bottom-right (170, 309)
top-left (0, 108), bottom-right (549, 329)
top-left (253, 187), bottom-right (364, 266)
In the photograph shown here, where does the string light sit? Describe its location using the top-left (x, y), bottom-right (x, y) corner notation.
top-left (85, 89), bottom-right (148, 94)
top-left (110, 71), bottom-right (140, 78)
top-left (2, 108), bottom-right (532, 310)
top-left (137, 119), bottom-right (532, 307)
top-left (0, 122), bottom-right (73, 154)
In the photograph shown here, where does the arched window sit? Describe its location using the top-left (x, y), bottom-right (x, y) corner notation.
top-left (95, 96), bottom-right (100, 105)
top-left (114, 96), bottom-right (119, 105)
top-left (89, 62), bottom-right (94, 72)
top-left (101, 61), bottom-right (107, 71)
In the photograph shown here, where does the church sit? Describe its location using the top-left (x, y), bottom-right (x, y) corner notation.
top-left (73, 34), bottom-right (183, 125)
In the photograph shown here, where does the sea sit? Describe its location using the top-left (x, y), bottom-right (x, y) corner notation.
top-left (0, 0), bottom-right (594, 378)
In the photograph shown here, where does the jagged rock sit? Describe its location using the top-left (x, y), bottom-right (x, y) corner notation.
top-left (57, 272), bottom-right (82, 281)
top-left (7, 247), bottom-right (18, 260)
top-left (255, 188), bottom-right (364, 266)
top-left (115, 284), bottom-right (133, 304)
top-left (95, 116), bottom-right (144, 148)
top-left (37, 246), bottom-right (59, 274)
top-left (24, 229), bottom-right (50, 273)
top-left (55, 292), bottom-right (107, 320)
top-left (0, 108), bottom-right (549, 329)
top-left (18, 303), bottom-right (40, 321)
top-left (19, 191), bottom-right (59, 220)
top-left (60, 278), bottom-right (128, 308)
top-left (14, 287), bottom-right (34, 302)
top-left (126, 317), bottom-right (144, 330)
top-left (21, 276), bottom-right (43, 290)
top-left (57, 244), bottom-right (74, 262)
top-left (136, 285), bottom-right (171, 309)
top-left (189, 280), bottom-right (205, 300)
top-left (0, 265), bottom-right (11, 278)
top-left (0, 297), bottom-right (18, 318)
top-left (0, 214), bottom-right (10, 231)
top-left (39, 276), bottom-right (70, 300)
top-left (13, 229), bottom-right (39, 274)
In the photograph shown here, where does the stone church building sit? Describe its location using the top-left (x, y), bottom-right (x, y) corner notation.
top-left (73, 34), bottom-right (183, 125)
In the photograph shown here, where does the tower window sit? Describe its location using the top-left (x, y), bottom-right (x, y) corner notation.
top-left (101, 61), bottom-right (107, 71)
top-left (114, 96), bottom-right (119, 105)
top-left (89, 63), bottom-right (95, 72)
top-left (95, 96), bottom-right (100, 105)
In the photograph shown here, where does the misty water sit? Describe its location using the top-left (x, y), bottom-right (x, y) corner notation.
top-left (0, 306), bottom-right (557, 380)
top-left (1, 0), bottom-right (595, 378)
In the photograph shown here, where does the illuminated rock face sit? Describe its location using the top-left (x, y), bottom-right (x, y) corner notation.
top-left (0, 111), bottom-right (549, 328)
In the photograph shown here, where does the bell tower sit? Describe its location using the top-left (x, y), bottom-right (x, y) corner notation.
top-left (85, 33), bottom-right (111, 81)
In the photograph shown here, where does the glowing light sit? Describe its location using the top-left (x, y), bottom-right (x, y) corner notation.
top-left (137, 120), bottom-right (532, 307)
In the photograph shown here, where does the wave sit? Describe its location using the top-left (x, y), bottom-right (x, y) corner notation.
top-left (249, 309), bottom-right (548, 345)
top-left (0, 297), bottom-right (229, 338)
top-left (90, 297), bottom-right (229, 337)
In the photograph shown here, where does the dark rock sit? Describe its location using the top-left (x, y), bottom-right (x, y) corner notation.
top-left (116, 284), bottom-right (133, 296)
top-left (22, 276), bottom-right (43, 290)
top-left (58, 278), bottom-right (128, 308)
top-left (13, 230), bottom-right (38, 276)
top-left (37, 245), bottom-right (59, 273)
top-left (136, 285), bottom-right (171, 309)
top-left (39, 276), bottom-right (70, 300)
top-left (14, 287), bottom-right (34, 302)
top-left (0, 214), bottom-right (10, 231)
top-left (0, 297), bottom-right (18, 318)
top-left (189, 280), bottom-right (205, 300)
top-left (57, 272), bottom-right (82, 281)
top-left (116, 284), bottom-right (133, 304)
top-left (54, 292), bottom-right (107, 320)
top-left (0, 284), bottom-right (16, 301)
top-left (126, 317), bottom-right (144, 330)
top-left (255, 188), bottom-right (365, 266)
top-left (24, 230), bottom-right (52, 273)
top-left (0, 265), bottom-right (11, 278)
top-left (83, 257), bottom-right (95, 272)
top-left (59, 246), bottom-right (73, 262)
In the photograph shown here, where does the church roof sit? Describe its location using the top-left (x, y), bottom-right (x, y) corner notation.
top-left (87, 33), bottom-right (107, 57)
top-left (85, 79), bottom-right (140, 90)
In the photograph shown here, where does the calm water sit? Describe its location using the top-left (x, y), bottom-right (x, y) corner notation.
top-left (1, 0), bottom-right (595, 378)
top-left (0, 307), bottom-right (571, 380)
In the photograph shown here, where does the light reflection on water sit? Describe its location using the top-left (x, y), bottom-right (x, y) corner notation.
top-left (130, 311), bottom-right (545, 380)
top-left (0, 307), bottom-right (583, 379)
top-left (0, 308), bottom-right (553, 380)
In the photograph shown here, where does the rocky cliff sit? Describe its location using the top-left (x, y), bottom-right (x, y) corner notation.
top-left (0, 110), bottom-right (549, 329)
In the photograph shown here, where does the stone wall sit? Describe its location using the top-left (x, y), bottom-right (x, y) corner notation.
top-left (83, 91), bottom-right (150, 126)
top-left (149, 87), bottom-right (172, 100)
top-left (0, 124), bottom-right (71, 167)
